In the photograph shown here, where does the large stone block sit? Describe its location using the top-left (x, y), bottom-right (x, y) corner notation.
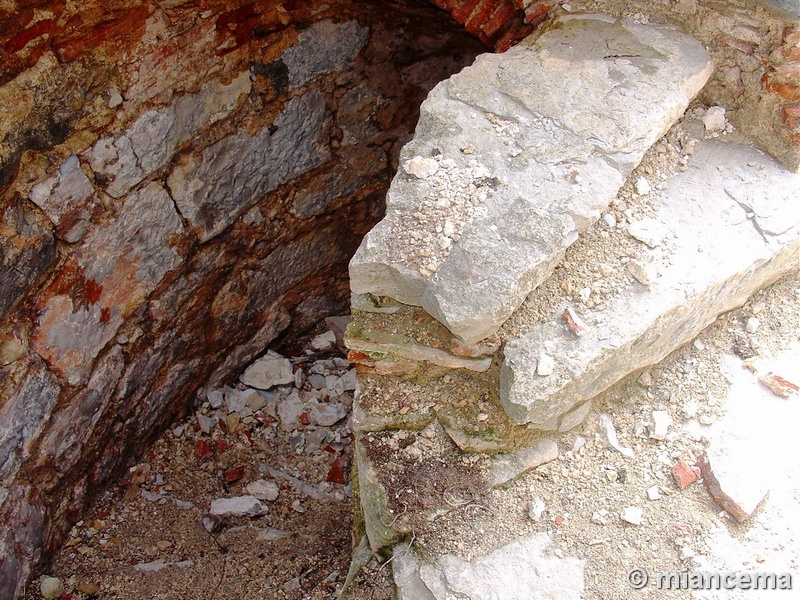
top-left (167, 90), bottom-right (331, 241)
top-left (0, 359), bottom-right (60, 486)
top-left (350, 14), bottom-right (712, 344)
top-left (501, 140), bottom-right (800, 427)
top-left (29, 155), bottom-right (101, 242)
top-left (88, 72), bottom-right (251, 198)
top-left (32, 182), bottom-right (183, 385)
top-left (393, 532), bottom-right (586, 600)
top-left (281, 20), bottom-right (369, 88)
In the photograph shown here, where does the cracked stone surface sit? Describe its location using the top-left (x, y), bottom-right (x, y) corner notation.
top-left (350, 13), bottom-right (712, 344)
top-left (501, 140), bottom-right (800, 427)
top-left (393, 532), bottom-right (586, 600)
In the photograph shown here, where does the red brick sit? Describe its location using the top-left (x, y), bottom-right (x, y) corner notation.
top-left (775, 62), bottom-right (800, 81)
top-left (451, 0), bottom-right (483, 23)
top-left (525, 1), bottom-right (555, 24)
top-left (465, 0), bottom-right (497, 37)
top-left (763, 74), bottom-right (800, 102)
top-left (495, 21), bottom-right (535, 52)
top-left (784, 28), bottom-right (800, 48)
top-left (481, 2), bottom-right (516, 38)
top-left (672, 461), bottom-right (699, 489)
top-left (781, 103), bottom-right (800, 129)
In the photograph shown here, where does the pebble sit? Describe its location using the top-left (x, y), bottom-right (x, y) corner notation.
top-left (197, 413), bottom-right (216, 434)
top-left (210, 496), bottom-right (268, 518)
top-left (225, 388), bottom-right (248, 413)
top-left (311, 330), bottom-right (337, 350)
top-left (305, 398), bottom-right (348, 426)
top-left (207, 389), bottom-right (224, 409)
top-left (78, 582), bottom-right (101, 595)
top-left (246, 479), bottom-right (280, 502)
top-left (620, 506), bottom-right (643, 525)
top-left (602, 213), bottom-right (617, 228)
top-left (240, 351), bottom-right (295, 389)
top-left (627, 258), bottom-right (657, 286)
top-left (702, 106), bottom-right (727, 133)
top-left (745, 317), bottom-right (760, 334)
top-left (646, 486), bottom-right (661, 501)
top-left (635, 176), bottom-right (651, 195)
top-left (597, 413), bottom-right (634, 458)
top-left (39, 576), bottom-right (65, 600)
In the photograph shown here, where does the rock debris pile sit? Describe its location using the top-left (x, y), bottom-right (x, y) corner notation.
top-left (29, 320), bottom-right (362, 599)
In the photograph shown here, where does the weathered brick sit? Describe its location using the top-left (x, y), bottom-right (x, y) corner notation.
top-left (763, 74), bottom-right (800, 101)
top-left (481, 2), bottom-right (516, 38)
top-left (781, 103), bottom-right (800, 129)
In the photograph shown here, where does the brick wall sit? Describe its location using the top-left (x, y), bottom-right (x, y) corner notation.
top-left (0, 2), bottom-right (485, 596)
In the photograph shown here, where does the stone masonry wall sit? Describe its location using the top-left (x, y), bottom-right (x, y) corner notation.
top-left (0, 1), bottom-right (485, 595)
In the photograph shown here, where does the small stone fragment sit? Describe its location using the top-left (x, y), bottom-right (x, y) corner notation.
top-left (620, 506), bottom-right (643, 525)
top-left (311, 330), bottom-right (337, 350)
top-left (246, 479), bottom-right (280, 502)
top-left (224, 388), bottom-right (247, 413)
top-left (40, 576), bottom-right (65, 600)
top-left (78, 582), bottom-right (101, 595)
top-left (758, 372), bottom-right (798, 397)
top-left (197, 413), bottom-right (216, 434)
top-left (207, 389), bottom-right (224, 409)
top-left (240, 351), bottom-right (294, 389)
top-left (562, 307), bottom-right (587, 336)
top-left (536, 353), bottom-right (555, 377)
top-left (635, 176), bottom-right (651, 195)
top-left (627, 258), bottom-right (658, 286)
top-left (225, 412), bottom-right (240, 434)
top-left (527, 497), bottom-right (546, 521)
top-left (224, 465), bottom-right (245, 484)
top-left (638, 369), bottom-right (653, 387)
top-left (649, 410), bottom-right (672, 440)
top-left (744, 317), bottom-right (760, 334)
top-left (591, 509), bottom-right (610, 525)
top-left (671, 461), bottom-right (699, 489)
top-left (597, 413), bottom-right (634, 458)
top-left (210, 496), bottom-right (268, 518)
top-left (647, 486), bottom-right (661, 501)
top-left (602, 213), bottom-right (617, 228)
top-left (703, 106), bottom-right (726, 133)
top-left (305, 398), bottom-right (347, 426)
top-left (403, 156), bottom-right (439, 179)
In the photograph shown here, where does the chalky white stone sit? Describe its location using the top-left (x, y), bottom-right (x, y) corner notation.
top-left (350, 13), bottom-right (712, 344)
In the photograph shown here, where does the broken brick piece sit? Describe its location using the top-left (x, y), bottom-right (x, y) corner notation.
top-left (672, 461), bottom-right (699, 489)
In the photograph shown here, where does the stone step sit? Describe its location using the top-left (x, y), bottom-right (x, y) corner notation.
top-left (500, 139), bottom-right (800, 429)
top-left (350, 13), bottom-right (712, 345)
